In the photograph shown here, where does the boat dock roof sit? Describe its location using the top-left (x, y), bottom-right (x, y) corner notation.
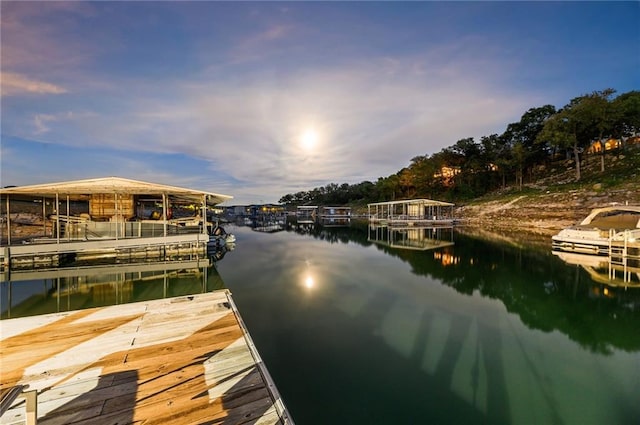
top-left (0, 290), bottom-right (293, 424)
top-left (367, 198), bottom-right (454, 207)
top-left (0, 176), bottom-right (233, 205)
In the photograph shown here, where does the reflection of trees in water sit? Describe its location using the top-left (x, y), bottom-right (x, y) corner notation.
top-left (287, 218), bottom-right (372, 246)
top-left (290, 221), bottom-right (640, 353)
top-left (272, 279), bottom-right (515, 424)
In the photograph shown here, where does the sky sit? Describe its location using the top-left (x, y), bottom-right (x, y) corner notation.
top-left (1, 1), bottom-right (639, 205)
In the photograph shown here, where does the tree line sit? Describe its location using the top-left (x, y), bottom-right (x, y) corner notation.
top-left (279, 89), bottom-right (640, 206)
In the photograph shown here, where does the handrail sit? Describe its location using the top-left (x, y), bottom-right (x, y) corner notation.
top-left (48, 214), bottom-right (89, 224)
top-left (610, 228), bottom-right (640, 241)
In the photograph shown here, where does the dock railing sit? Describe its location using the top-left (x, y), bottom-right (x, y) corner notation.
top-left (608, 229), bottom-right (640, 283)
top-left (45, 215), bottom-right (205, 242)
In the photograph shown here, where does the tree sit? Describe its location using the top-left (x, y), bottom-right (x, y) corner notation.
top-left (577, 89), bottom-right (616, 172)
top-left (408, 154), bottom-right (443, 198)
top-left (611, 91), bottom-right (640, 148)
top-left (452, 137), bottom-right (492, 196)
top-left (398, 168), bottom-right (416, 198)
top-left (481, 133), bottom-right (512, 188)
top-left (537, 94), bottom-right (611, 181)
top-left (503, 105), bottom-right (556, 182)
top-left (537, 109), bottom-right (581, 180)
top-left (376, 175), bottom-right (400, 201)
top-left (512, 142), bottom-right (527, 190)
top-left (279, 193), bottom-right (294, 205)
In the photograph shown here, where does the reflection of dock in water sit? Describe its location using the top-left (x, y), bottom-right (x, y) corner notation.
top-left (1, 258), bottom-right (225, 319)
top-left (553, 251), bottom-right (640, 288)
top-left (0, 291), bottom-right (293, 424)
top-left (2, 258), bottom-right (210, 284)
top-left (368, 225), bottom-right (454, 251)
top-left (252, 222), bottom-right (285, 233)
top-left (296, 205), bottom-right (317, 224)
top-left (319, 217), bottom-right (351, 227)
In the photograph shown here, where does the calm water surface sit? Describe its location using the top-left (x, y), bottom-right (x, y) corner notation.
top-left (2, 220), bottom-right (639, 425)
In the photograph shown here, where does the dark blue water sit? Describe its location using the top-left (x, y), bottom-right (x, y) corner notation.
top-left (3, 220), bottom-right (639, 424)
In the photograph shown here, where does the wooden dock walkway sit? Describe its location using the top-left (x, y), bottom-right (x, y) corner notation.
top-left (0, 290), bottom-right (293, 425)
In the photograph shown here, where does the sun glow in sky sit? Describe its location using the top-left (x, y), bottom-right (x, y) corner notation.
top-left (300, 128), bottom-right (319, 151)
top-left (304, 275), bottom-right (315, 289)
top-left (1, 2), bottom-right (638, 204)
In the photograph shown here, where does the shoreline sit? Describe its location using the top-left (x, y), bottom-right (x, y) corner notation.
top-left (455, 184), bottom-right (640, 237)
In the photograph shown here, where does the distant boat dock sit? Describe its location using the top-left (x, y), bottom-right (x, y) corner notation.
top-left (368, 199), bottom-right (455, 226)
top-left (295, 205), bottom-right (352, 227)
top-left (0, 290), bottom-right (294, 424)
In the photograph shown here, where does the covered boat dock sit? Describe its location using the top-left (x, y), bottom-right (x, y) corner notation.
top-left (368, 199), bottom-right (455, 226)
top-left (295, 206), bottom-right (318, 224)
top-left (1, 177), bottom-right (232, 270)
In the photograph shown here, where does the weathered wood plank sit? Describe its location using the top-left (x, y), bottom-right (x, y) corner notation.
top-left (0, 291), bottom-right (292, 425)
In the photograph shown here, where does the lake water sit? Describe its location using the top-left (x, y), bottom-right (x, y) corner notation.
top-left (2, 220), bottom-right (639, 425)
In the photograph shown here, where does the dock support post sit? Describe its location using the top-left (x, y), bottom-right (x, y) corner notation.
top-left (24, 390), bottom-right (37, 425)
top-left (55, 193), bottom-right (60, 244)
top-left (42, 197), bottom-right (46, 237)
top-left (66, 195), bottom-right (71, 241)
top-left (162, 193), bottom-right (167, 237)
top-left (6, 194), bottom-right (11, 246)
top-left (2, 246), bottom-right (9, 271)
top-left (114, 192), bottom-right (119, 240)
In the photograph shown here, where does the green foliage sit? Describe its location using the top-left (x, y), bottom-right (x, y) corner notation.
top-left (279, 89), bottom-right (639, 206)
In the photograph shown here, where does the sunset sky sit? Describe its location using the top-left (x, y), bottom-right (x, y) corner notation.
top-left (2, 1), bottom-right (638, 204)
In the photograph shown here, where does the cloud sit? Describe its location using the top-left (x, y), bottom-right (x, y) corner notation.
top-left (33, 114), bottom-right (54, 134)
top-left (31, 111), bottom-right (96, 135)
top-left (8, 49), bottom-right (534, 204)
top-left (1, 3), bottom-right (564, 204)
top-left (1, 72), bottom-right (67, 96)
top-left (227, 24), bottom-right (296, 65)
top-left (2, 52), bottom-right (537, 203)
top-left (1, 2), bottom-right (96, 73)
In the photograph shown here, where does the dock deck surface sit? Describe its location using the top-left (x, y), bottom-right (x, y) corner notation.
top-left (0, 290), bottom-right (292, 424)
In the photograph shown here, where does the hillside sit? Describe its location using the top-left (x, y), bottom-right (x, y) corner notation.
top-left (455, 148), bottom-right (640, 237)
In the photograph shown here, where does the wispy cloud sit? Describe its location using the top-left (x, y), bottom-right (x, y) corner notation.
top-left (0, 2), bottom-right (536, 203)
top-left (1, 72), bottom-right (67, 97)
top-left (32, 111), bottom-right (97, 135)
top-left (8, 49), bottom-right (533, 203)
top-left (3, 2), bottom-right (636, 203)
top-left (1, 2), bottom-right (96, 73)
top-left (227, 23), bottom-right (296, 65)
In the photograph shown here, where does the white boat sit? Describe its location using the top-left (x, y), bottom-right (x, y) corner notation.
top-left (552, 205), bottom-right (640, 255)
top-left (208, 224), bottom-right (236, 247)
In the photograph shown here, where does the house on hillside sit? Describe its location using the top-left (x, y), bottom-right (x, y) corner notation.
top-left (434, 166), bottom-right (461, 187)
